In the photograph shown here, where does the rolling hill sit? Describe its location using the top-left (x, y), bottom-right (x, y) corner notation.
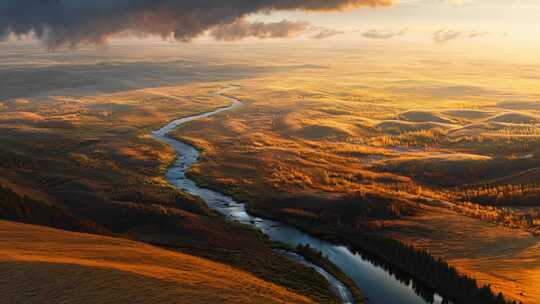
top-left (0, 220), bottom-right (312, 304)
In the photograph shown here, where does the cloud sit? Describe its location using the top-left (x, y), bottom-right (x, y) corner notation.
top-left (210, 20), bottom-right (345, 41)
top-left (311, 27), bottom-right (345, 40)
top-left (361, 28), bottom-right (408, 39)
top-left (210, 19), bottom-right (310, 41)
top-left (0, 0), bottom-right (393, 48)
top-left (432, 29), bottom-right (491, 43)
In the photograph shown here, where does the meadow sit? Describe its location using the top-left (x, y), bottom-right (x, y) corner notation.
top-left (0, 43), bottom-right (355, 303)
top-left (0, 220), bottom-right (313, 304)
top-left (170, 44), bottom-right (540, 303)
top-left (1, 42), bottom-right (540, 303)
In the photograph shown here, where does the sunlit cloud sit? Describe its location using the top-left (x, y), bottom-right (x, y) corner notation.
top-left (432, 29), bottom-right (491, 43)
top-left (311, 27), bottom-right (346, 40)
top-left (361, 28), bottom-right (409, 39)
top-left (209, 19), bottom-right (311, 41)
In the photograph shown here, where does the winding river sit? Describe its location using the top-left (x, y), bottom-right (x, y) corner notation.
top-left (152, 87), bottom-right (447, 304)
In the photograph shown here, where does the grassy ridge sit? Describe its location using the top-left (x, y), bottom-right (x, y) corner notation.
top-left (0, 220), bottom-right (313, 304)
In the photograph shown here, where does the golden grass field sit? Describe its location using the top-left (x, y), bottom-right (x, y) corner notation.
top-left (165, 46), bottom-right (540, 303)
top-left (2, 44), bottom-right (540, 303)
top-left (0, 56), bottom-right (342, 303)
top-left (382, 206), bottom-right (540, 303)
top-left (0, 220), bottom-right (312, 304)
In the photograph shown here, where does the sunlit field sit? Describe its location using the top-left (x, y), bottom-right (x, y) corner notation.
top-left (1, 41), bottom-right (540, 303)
top-left (3, 1), bottom-right (540, 303)
top-left (165, 44), bottom-right (540, 303)
top-left (0, 44), bottom-right (355, 302)
top-left (0, 220), bottom-right (313, 304)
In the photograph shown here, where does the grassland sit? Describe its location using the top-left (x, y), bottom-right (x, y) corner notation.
top-left (167, 46), bottom-right (540, 303)
top-left (0, 48), bottom-right (346, 303)
top-left (2, 43), bottom-right (540, 303)
top-left (0, 220), bottom-right (313, 304)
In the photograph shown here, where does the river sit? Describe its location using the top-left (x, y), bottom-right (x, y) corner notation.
top-left (152, 86), bottom-right (448, 304)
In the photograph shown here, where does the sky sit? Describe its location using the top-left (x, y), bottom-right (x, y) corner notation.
top-left (255, 0), bottom-right (540, 44)
top-left (0, 0), bottom-right (539, 49)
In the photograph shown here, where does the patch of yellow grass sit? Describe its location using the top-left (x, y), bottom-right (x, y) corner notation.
top-left (0, 220), bottom-right (312, 304)
top-left (384, 207), bottom-right (540, 303)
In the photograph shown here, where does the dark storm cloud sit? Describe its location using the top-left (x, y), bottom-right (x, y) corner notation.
top-left (0, 0), bottom-right (393, 47)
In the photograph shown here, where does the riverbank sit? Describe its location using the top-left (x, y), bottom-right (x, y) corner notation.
top-left (152, 87), bottom-right (356, 304)
top-left (189, 169), bottom-right (517, 304)
top-left (172, 88), bottom-right (518, 303)
top-left (291, 244), bottom-right (365, 304)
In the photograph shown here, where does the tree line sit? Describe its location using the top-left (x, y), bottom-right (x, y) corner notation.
top-left (346, 235), bottom-right (519, 304)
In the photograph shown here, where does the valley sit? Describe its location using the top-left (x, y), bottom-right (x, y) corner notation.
top-left (1, 43), bottom-right (539, 303)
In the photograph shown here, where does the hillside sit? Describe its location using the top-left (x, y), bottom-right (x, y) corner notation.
top-left (0, 84), bottom-right (345, 304)
top-left (0, 220), bottom-right (312, 304)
